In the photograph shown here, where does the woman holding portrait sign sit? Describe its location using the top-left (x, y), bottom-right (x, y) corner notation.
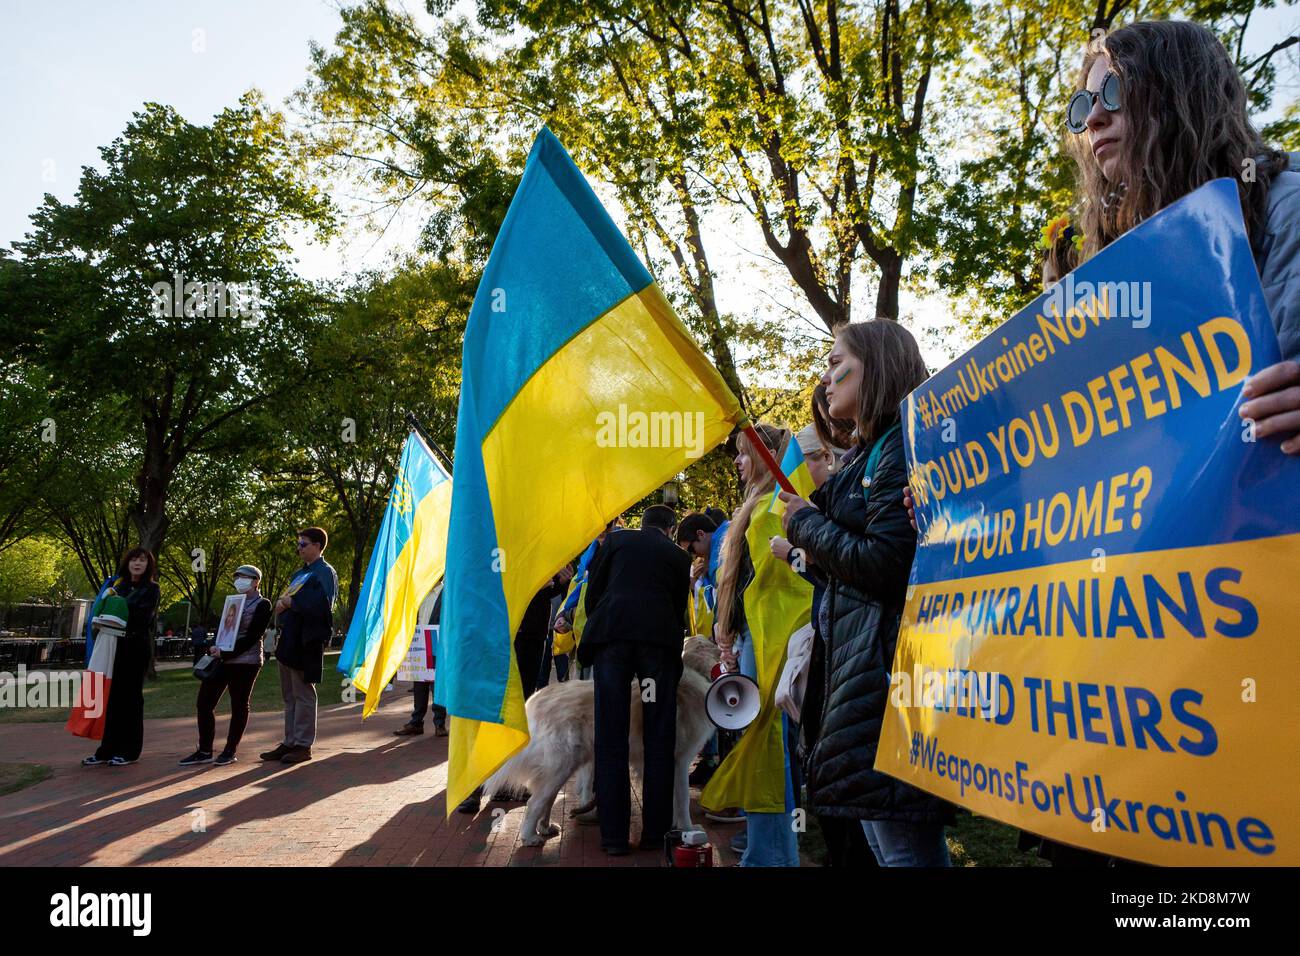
top-left (179, 565), bottom-right (272, 767)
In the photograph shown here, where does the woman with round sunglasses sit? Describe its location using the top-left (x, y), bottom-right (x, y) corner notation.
top-left (1067, 20), bottom-right (1300, 452)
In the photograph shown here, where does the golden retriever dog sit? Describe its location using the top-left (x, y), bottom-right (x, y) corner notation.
top-left (481, 635), bottom-right (719, 846)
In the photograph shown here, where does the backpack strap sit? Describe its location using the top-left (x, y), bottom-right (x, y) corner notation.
top-left (861, 422), bottom-right (902, 490)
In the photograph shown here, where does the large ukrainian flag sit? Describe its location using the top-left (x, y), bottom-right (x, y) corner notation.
top-left (437, 128), bottom-right (744, 813)
top-left (337, 430), bottom-right (452, 717)
top-left (701, 438), bottom-right (814, 813)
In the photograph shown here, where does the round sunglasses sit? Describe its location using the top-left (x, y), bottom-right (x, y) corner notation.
top-left (1067, 71), bottom-right (1121, 133)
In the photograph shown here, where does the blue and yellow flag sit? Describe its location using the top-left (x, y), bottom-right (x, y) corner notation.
top-left (769, 438), bottom-right (815, 518)
top-left (337, 430), bottom-right (452, 717)
top-left (436, 128), bottom-right (744, 813)
top-left (701, 438), bottom-right (815, 813)
top-left (554, 538), bottom-right (600, 654)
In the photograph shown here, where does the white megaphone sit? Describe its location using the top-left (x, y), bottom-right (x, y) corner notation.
top-left (705, 662), bottom-right (760, 731)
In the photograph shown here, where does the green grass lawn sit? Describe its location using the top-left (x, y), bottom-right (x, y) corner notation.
top-left (949, 808), bottom-right (1050, 866)
top-left (800, 806), bottom-right (1048, 867)
top-left (0, 654), bottom-right (349, 724)
top-left (0, 762), bottom-right (53, 795)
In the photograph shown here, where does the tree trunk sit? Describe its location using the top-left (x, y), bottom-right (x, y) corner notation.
top-left (874, 252), bottom-right (902, 322)
top-left (346, 537), bottom-right (366, 630)
top-left (131, 452), bottom-right (172, 557)
top-left (131, 425), bottom-right (174, 679)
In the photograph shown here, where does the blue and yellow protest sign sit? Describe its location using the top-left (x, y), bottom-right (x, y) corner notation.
top-left (877, 179), bottom-right (1300, 865)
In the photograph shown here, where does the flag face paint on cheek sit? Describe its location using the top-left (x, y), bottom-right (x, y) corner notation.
top-left (834, 366), bottom-right (852, 384)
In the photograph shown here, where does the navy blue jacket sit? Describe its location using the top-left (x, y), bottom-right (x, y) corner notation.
top-left (275, 557), bottom-right (338, 684)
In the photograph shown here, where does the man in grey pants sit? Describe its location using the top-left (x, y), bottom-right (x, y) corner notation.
top-left (262, 526), bottom-right (337, 765)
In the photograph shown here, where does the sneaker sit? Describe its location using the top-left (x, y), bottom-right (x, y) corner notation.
top-left (393, 724), bottom-right (423, 736)
top-left (260, 744), bottom-right (291, 762)
top-left (433, 723), bottom-right (448, 737)
top-left (280, 747), bottom-right (313, 764)
top-left (214, 751), bottom-right (238, 766)
top-left (81, 755), bottom-right (106, 767)
top-left (107, 757), bottom-right (137, 766)
top-left (689, 756), bottom-right (720, 788)
top-left (574, 805), bottom-right (600, 826)
top-left (178, 751), bottom-right (213, 767)
top-left (705, 807), bottom-right (745, 823)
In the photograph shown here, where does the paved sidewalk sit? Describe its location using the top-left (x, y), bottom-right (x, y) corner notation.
top-left (0, 689), bottom-right (747, 867)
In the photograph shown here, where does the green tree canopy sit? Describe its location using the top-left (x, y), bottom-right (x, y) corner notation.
top-left (2, 93), bottom-right (337, 557)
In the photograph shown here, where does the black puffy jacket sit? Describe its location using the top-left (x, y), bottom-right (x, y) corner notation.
top-left (787, 423), bottom-right (952, 824)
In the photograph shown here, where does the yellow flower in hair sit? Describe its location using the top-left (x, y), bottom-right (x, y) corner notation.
top-left (1040, 215), bottom-right (1071, 249)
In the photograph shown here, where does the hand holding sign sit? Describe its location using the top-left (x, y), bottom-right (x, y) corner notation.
top-left (1240, 359), bottom-right (1300, 453)
top-left (879, 180), bottom-right (1300, 867)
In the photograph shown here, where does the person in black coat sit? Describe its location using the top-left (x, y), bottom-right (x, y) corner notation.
top-left (516, 567), bottom-right (573, 700)
top-left (264, 527), bottom-right (337, 765)
top-left (83, 547), bottom-right (161, 767)
top-left (781, 319), bottom-right (954, 867)
top-left (580, 504), bottom-right (691, 855)
top-left (771, 422), bottom-right (877, 867)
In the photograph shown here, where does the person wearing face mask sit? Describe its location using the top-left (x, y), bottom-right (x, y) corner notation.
top-left (179, 566), bottom-right (273, 766)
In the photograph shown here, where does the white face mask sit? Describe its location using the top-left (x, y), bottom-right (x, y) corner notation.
top-left (233, 577), bottom-right (255, 594)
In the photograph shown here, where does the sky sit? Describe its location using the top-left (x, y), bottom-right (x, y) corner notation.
top-left (2, 0), bottom-right (1297, 373)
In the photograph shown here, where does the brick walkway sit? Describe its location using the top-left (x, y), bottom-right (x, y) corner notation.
top-left (0, 689), bottom-right (746, 867)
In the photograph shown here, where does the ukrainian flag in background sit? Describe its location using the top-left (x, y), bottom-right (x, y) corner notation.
top-left (556, 537), bottom-right (600, 649)
top-left (770, 438), bottom-right (814, 517)
top-left (337, 430), bottom-right (452, 717)
top-left (437, 128), bottom-right (744, 814)
top-left (701, 437), bottom-right (814, 813)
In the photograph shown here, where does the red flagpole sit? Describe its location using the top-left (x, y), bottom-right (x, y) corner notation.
top-left (742, 424), bottom-right (798, 496)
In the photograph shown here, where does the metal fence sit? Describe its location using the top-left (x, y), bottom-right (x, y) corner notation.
top-left (0, 602), bottom-right (81, 640)
top-left (0, 636), bottom-right (195, 671)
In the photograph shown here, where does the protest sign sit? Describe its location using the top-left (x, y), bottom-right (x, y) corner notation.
top-left (877, 179), bottom-right (1300, 865)
top-left (397, 625), bottom-right (437, 684)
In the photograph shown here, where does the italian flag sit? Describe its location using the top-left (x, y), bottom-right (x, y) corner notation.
top-left (66, 596), bottom-right (127, 739)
